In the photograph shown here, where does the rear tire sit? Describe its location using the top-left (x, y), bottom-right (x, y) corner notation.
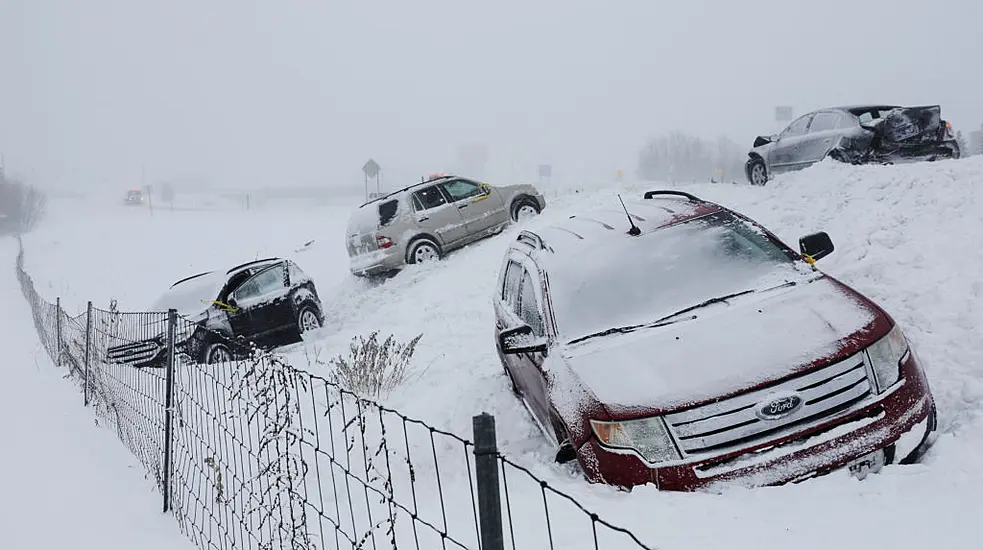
top-left (747, 157), bottom-right (768, 186)
top-left (407, 238), bottom-right (441, 265)
top-left (297, 305), bottom-right (321, 335)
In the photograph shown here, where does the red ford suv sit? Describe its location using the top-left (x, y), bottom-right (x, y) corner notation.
top-left (493, 190), bottom-right (937, 490)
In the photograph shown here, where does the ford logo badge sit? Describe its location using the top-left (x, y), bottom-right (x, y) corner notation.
top-left (754, 392), bottom-right (804, 421)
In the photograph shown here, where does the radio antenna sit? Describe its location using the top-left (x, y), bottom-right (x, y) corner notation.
top-left (618, 194), bottom-right (641, 236)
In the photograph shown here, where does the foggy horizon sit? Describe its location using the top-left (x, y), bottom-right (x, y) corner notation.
top-left (1, 0), bottom-right (981, 192)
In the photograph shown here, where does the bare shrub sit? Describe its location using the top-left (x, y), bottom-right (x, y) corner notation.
top-left (327, 331), bottom-right (423, 399)
top-left (0, 178), bottom-right (47, 234)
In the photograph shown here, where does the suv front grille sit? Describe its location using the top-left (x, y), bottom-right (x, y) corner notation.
top-left (106, 339), bottom-right (162, 367)
top-left (665, 353), bottom-right (872, 456)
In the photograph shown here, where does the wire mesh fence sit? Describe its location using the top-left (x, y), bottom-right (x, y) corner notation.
top-left (13, 238), bottom-right (657, 550)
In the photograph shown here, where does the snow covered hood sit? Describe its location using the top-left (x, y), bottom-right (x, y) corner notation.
top-left (560, 276), bottom-right (878, 411)
top-left (150, 271), bottom-right (226, 316)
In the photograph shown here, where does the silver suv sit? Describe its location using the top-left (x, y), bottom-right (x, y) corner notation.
top-left (346, 175), bottom-right (546, 276)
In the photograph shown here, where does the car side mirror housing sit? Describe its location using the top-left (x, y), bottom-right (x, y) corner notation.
top-left (799, 232), bottom-right (834, 262)
top-left (753, 135), bottom-right (773, 147)
top-left (499, 325), bottom-right (548, 354)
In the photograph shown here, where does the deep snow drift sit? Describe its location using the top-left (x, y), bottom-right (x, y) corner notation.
top-left (0, 239), bottom-right (193, 550)
top-left (17, 157), bottom-right (983, 549)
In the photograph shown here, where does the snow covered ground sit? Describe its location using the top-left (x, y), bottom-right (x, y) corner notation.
top-left (0, 238), bottom-right (194, 550)
top-left (14, 156), bottom-right (983, 549)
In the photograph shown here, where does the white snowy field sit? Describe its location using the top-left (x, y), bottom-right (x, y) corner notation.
top-left (14, 157), bottom-right (983, 549)
top-left (0, 239), bottom-right (194, 550)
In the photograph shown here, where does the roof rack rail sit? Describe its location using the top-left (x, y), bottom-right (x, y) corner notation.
top-left (226, 257), bottom-right (282, 275)
top-left (642, 190), bottom-right (703, 201)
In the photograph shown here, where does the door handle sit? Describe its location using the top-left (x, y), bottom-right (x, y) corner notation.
top-left (417, 217), bottom-right (429, 222)
top-left (458, 203), bottom-right (469, 209)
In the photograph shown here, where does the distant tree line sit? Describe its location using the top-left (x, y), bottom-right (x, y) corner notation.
top-left (0, 175), bottom-right (47, 235)
top-left (637, 132), bottom-right (747, 183)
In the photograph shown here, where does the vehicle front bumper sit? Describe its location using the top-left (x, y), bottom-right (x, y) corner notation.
top-left (577, 352), bottom-right (936, 491)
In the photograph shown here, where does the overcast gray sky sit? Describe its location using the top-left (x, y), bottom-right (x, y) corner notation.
top-left (1, 0), bottom-right (980, 190)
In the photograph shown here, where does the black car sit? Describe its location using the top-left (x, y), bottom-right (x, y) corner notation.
top-left (745, 105), bottom-right (961, 185)
top-left (107, 258), bottom-right (325, 367)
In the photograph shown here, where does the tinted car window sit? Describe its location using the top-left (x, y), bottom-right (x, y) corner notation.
top-left (809, 112), bottom-right (839, 132)
top-left (233, 264), bottom-right (286, 301)
top-left (413, 186), bottom-right (446, 210)
top-left (518, 270), bottom-right (544, 335)
top-left (835, 114), bottom-right (858, 129)
top-left (440, 179), bottom-right (485, 201)
top-left (781, 115), bottom-right (812, 138)
top-left (378, 200), bottom-right (399, 226)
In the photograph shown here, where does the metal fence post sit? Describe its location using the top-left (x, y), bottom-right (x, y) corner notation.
top-left (83, 301), bottom-right (93, 406)
top-left (55, 297), bottom-right (62, 367)
top-left (162, 308), bottom-right (177, 514)
top-left (473, 413), bottom-right (505, 550)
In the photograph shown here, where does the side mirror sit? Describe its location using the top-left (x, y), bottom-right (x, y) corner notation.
top-left (753, 135), bottom-right (773, 147)
top-left (799, 232), bottom-right (834, 262)
top-left (499, 325), bottom-right (548, 355)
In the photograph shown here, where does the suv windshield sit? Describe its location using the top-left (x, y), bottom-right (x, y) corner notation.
top-left (545, 211), bottom-right (813, 343)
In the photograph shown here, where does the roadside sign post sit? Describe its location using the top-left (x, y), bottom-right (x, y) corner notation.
top-left (362, 159), bottom-right (382, 202)
top-left (775, 106), bottom-right (794, 134)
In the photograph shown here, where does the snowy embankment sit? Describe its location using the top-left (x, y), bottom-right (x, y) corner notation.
top-left (0, 238), bottom-right (193, 550)
top-left (18, 158), bottom-right (983, 549)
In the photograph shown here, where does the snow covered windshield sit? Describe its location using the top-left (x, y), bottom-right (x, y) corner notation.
top-left (545, 212), bottom-right (813, 343)
top-left (150, 271), bottom-right (227, 315)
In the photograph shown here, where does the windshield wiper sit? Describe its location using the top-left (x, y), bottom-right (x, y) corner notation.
top-left (567, 282), bottom-right (800, 347)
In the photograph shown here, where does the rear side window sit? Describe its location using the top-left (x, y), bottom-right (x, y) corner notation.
top-left (413, 186), bottom-right (447, 211)
top-left (835, 114), bottom-right (858, 129)
top-left (378, 200), bottom-right (399, 226)
top-left (809, 112), bottom-right (839, 132)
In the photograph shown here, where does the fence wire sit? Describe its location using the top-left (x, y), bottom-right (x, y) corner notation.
top-left (13, 237), bottom-right (656, 550)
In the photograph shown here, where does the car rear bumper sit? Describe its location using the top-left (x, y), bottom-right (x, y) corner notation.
top-left (349, 246), bottom-right (405, 276)
top-left (577, 352), bottom-right (936, 491)
top-left (870, 140), bottom-right (960, 162)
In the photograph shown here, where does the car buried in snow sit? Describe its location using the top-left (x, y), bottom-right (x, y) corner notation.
top-left (346, 174), bottom-right (546, 277)
top-left (106, 258), bottom-right (324, 367)
top-left (745, 105), bottom-right (961, 185)
top-left (493, 190), bottom-right (937, 490)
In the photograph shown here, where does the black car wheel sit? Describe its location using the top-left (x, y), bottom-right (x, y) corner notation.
top-left (747, 157), bottom-right (768, 186)
top-left (297, 305), bottom-right (321, 335)
top-left (407, 238), bottom-right (441, 265)
top-left (202, 341), bottom-right (233, 364)
top-left (511, 199), bottom-right (541, 222)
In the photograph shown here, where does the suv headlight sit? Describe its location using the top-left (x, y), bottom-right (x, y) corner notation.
top-left (866, 324), bottom-right (909, 392)
top-left (590, 417), bottom-right (681, 464)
